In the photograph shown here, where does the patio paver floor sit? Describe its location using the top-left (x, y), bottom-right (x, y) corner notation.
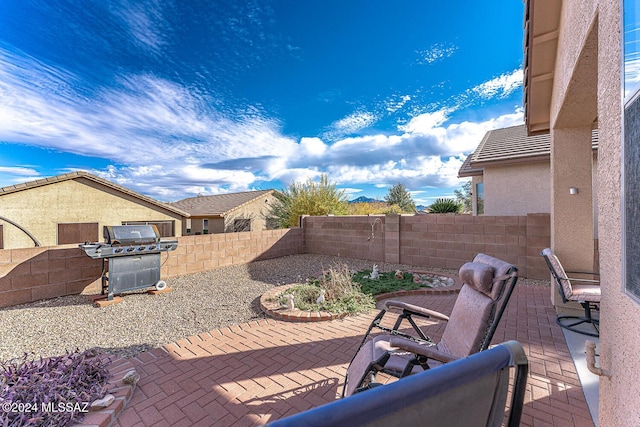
top-left (105, 285), bottom-right (595, 427)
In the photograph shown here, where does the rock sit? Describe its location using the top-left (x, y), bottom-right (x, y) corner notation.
top-left (122, 369), bottom-right (140, 386)
top-left (283, 294), bottom-right (295, 310)
top-left (90, 394), bottom-right (115, 411)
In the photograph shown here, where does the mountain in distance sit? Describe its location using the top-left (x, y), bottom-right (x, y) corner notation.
top-left (348, 197), bottom-right (428, 212)
top-left (348, 196), bottom-right (384, 204)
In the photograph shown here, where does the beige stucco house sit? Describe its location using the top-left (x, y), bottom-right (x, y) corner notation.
top-left (171, 190), bottom-right (276, 235)
top-left (459, 124), bottom-right (598, 216)
top-left (0, 171), bottom-right (188, 249)
top-left (524, 0), bottom-right (639, 424)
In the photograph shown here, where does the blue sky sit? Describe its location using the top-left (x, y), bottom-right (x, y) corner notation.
top-left (0, 0), bottom-right (525, 204)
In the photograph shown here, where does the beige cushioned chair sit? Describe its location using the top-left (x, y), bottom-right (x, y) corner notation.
top-left (343, 253), bottom-right (518, 397)
top-left (541, 248), bottom-right (600, 337)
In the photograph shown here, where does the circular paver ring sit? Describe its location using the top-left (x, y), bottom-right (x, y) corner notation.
top-left (260, 270), bottom-right (462, 322)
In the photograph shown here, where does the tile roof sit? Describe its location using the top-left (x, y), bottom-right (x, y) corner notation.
top-left (458, 124), bottom-right (598, 177)
top-left (457, 153), bottom-right (484, 178)
top-left (170, 190), bottom-right (275, 216)
top-left (0, 171), bottom-right (189, 217)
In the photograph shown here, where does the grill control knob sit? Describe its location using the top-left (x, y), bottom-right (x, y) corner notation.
top-left (138, 246), bottom-right (146, 251)
top-left (126, 247), bottom-right (134, 252)
top-left (114, 248), bottom-right (123, 253)
top-left (148, 245), bottom-right (157, 250)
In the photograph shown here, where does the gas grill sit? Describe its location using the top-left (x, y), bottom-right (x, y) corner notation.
top-left (79, 225), bottom-right (178, 301)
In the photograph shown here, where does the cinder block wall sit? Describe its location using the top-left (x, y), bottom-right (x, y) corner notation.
top-left (303, 213), bottom-right (550, 279)
top-left (0, 228), bottom-right (303, 308)
top-left (0, 215), bottom-right (550, 308)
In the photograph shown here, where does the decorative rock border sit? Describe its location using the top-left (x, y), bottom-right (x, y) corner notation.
top-left (260, 270), bottom-right (462, 322)
top-left (73, 357), bottom-right (138, 427)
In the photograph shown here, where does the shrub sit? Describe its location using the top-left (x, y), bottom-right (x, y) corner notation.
top-left (279, 264), bottom-right (375, 315)
top-left (0, 349), bottom-right (112, 427)
top-left (265, 174), bottom-right (349, 228)
top-left (428, 198), bottom-right (461, 213)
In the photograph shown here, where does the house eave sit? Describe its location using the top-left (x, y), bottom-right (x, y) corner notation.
top-left (523, 0), bottom-right (561, 135)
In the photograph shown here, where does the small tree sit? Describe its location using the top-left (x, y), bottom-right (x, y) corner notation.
top-left (384, 183), bottom-right (416, 213)
top-left (265, 174), bottom-right (349, 228)
top-left (454, 181), bottom-right (473, 214)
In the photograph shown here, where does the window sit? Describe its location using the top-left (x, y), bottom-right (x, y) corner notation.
top-left (122, 221), bottom-right (175, 238)
top-left (57, 222), bottom-right (99, 245)
top-left (475, 183), bottom-right (485, 215)
top-left (233, 219), bottom-right (251, 232)
top-left (623, 0), bottom-right (640, 301)
top-left (203, 219), bottom-right (209, 234)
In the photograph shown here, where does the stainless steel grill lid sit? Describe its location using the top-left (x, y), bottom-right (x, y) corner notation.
top-left (103, 225), bottom-right (160, 245)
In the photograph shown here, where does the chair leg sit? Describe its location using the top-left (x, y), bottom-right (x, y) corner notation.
top-left (556, 302), bottom-right (599, 337)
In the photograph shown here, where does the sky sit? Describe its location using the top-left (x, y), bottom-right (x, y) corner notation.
top-left (0, 0), bottom-right (525, 205)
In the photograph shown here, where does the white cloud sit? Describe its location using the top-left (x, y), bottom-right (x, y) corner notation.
top-left (385, 94), bottom-right (412, 113)
top-left (471, 69), bottom-right (523, 99)
top-left (416, 43), bottom-right (458, 64)
top-left (341, 187), bottom-right (363, 196)
top-left (111, 0), bottom-right (170, 55)
top-left (0, 166), bottom-right (39, 176)
top-left (329, 110), bottom-right (378, 136)
top-left (0, 43), bottom-right (526, 200)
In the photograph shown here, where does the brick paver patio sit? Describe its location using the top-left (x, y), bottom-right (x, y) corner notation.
top-left (105, 285), bottom-right (594, 426)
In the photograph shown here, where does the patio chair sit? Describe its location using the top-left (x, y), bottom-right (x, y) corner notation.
top-left (541, 248), bottom-right (601, 337)
top-left (343, 254), bottom-right (518, 397)
top-left (267, 340), bottom-right (528, 427)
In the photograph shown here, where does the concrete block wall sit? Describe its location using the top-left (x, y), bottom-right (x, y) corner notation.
top-left (0, 245), bottom-right (103, 308)
top-left (302, 215), bottom-right (386, 262)
top-left (303, 213), bottom-right (551, 279)
top-left (162, 228), bottom-right (303, 277)
top-left (0, 216), bottom-right (549, 309)
top-left (0, 228), bottom-right (303, 308)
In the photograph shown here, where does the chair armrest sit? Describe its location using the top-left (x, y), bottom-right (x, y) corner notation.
top-left (565, 270), bottom-right (600, 276)
top-left (566, 277), bottom-right (600, 284)
top-left (384, 300), bottom-right (450, 322)
top-left (389, 337), bottom-right (459, 364)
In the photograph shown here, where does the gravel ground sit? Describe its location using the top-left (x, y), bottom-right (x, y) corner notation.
top-left (0, 254), bottom-right (548, 362)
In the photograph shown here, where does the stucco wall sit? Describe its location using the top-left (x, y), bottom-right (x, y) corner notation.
top-left (598, 1), bottom-right (640, 425)
top-left (0, 178), bottom-right (182, 249)
top-left (181, 193), bottom-right (277, 235)
top-left (222, 193), bottom-right (276, 232)
top-left (545, 0), bottom-right (640, 424)
top-left (483, 162), bottom-right (550, 216)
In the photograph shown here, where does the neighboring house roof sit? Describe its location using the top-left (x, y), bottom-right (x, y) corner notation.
top-left (0, 171), bottom-right (190, 217)
top-left (459, 124), bottom-right (599, 178)
top-left (458, 154), bottom-right (485, 178)
top-left (170, 190), bottom-right (274, 217)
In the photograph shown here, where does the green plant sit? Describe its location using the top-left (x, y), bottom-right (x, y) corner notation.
top-left (353, 270), bottom-right (420, 294)
top-left (0, 349), bottom-right (112, 426)
top-left (428, 198), bottom-right (461, 213)
top-left (278, 264), bottom-right (375, 315)
top-left (384, 183), bottom-right (416, 213)
top-left (265, 174), bottom-right (349, 228)
top-left (454, 181), bottom-right (473, 213)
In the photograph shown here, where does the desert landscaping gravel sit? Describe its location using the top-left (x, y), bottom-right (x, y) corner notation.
top-left (0, 254), bottom-right (548, 362)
